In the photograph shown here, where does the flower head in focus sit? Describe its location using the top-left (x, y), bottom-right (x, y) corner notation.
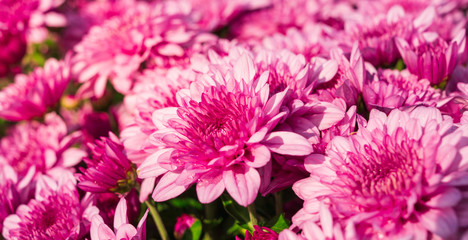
top-left (137, 52), bottom-right (313, 207)
top-left (292, 107), bottom-right (468, 239)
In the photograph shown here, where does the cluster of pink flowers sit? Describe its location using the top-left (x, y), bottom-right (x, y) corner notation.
top-left (1, 0), bottom-right (468, 239)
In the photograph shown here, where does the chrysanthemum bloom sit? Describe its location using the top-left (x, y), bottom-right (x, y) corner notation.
top-left (279, 201), bottom-right (353, 240)
top-left (0, 56), bottom-right (71, 121)
top-left (0, 113), bottom-right (86, 185)
top-left (174, 214), bottom-right (197, 239)
top-left (90, 197), bottom-right (148, 240)
top-left (261, 26), bottom-right (325, 62)
top-left (293, 107), bottom-right (468, 239)
top-left (313, 44), bottom-right (365, 107)
top-left (236, 226), bottom-right (279, 240)
top-left (76, 133), bottom-right (137, 195)
top-left (396, 30), bottom-right (466, 85)
top-left (2, 171), bottom-right (95, 240)
top-left (344, 5), bottom-right (434, 66)
top-left (138, 53), bottom-right (313, 207)
top-left (72, 0), bottom-right (200, 98)
top-left (0, 0), bottom-right (66, 43)
top-left (62, 0), bottom-right (136, 49)
top-left (121, 67), bottom-right (196, 165)
top-left (363, 69), bottom-right (441, 110)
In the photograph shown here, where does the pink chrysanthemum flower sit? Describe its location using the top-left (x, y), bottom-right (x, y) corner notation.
top-left (396, 30), bottom-right (466, 85)
top-left (174, 214), bottom-right (197, 239)
top-left (2, 171), bottom-right (95, 240)
top-left (313, 44), bottom-right (365, 107)
top-left (344, 6), bottom-right (434, 66)
top-left (0, 56), bottom-right (71, 121)
top-left (121, 67), bottom-right (196, 165)
top-left (138, 53), bottom-right (313, 207)
top-left (293, 107), bottom-right (468, 239)
top-left (363, 69), bottom-right (441, 110)
top-left (76, 133), bottom-right (137, 195)
top-left (72, 1), bottom-right (200, 98)
top-left (0, 0), bottom-right (66, 43)
top-left (90, 197), bottom-right (148, 240)
top-left (62, 0), bottom-right (136, 49)
top-left (0, 113), bottom-right (85, 184)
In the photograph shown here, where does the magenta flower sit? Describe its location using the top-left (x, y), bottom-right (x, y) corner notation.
top-left (90, 197), bottom-right (148, 240)
top-left (363, 69), bottom-right (440, 110)
top-left (236, 226), bottom-right (278, 240)
top-left (396, 30), bottom-right (466, 85)
top-left (72, 1), bottom-right (200, 98)
top-left (76, 133), bottom-right (137, 195)
top-left (293, 107), bottom-right (468, 239)
top-left (174, 214), bottom-right (197, 239)
top-left (0, 57), bottom-right (71, 121)
top-left (120, 67), bottom-right (195, 165)
top-left (0, 113), bottom-right (86, 184)
top-left (314, 44), bottom-right (365, 107)
top-left (138, 53), bottom-right (313, 207)
top-left (2, 172), bottom-right (95, 240)
top-left (345, 5), bottom-right (434, 66)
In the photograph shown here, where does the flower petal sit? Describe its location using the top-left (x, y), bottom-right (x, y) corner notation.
top-left (223, 166), bottom-right (260, 207)
top-left (262, 131), bottom-right (313, 156)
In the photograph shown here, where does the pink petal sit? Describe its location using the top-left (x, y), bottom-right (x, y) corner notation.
top-left (114, 198), bottom-right (129, 230)
top-left (233, 53), bottom-right (256, 83)
top-left (137, 150), bottom-right (171, 178)
top-left (223, 166), bottom-right (260, 207)
top-left (98, 224), bottom-right (116, 239)
top-left (153, 172), bottom-right (191, 202)
top-left (245, 144), bottom-right (271, 168)
top-left (116, 224), bottom-right (138, 240)
top-left (418, 208), bottom-right (458, 238)
top-left (425, 188), bottom-right (462, 208)
top-left (262, 131), bottom-right (313, 156)
top-left (196, 171), bottom-right (225, 204)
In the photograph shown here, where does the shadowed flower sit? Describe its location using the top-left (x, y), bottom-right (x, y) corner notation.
top-left (0, 165), bottom-right (20, 231)
top-left (363, 69), bottom-right (440, 110)
top-left (0, 56), bottom-right (71, 121)
top-left (174, 214), bottom-right (197, 239)
top-left (236, 226), bottom-right (278, 240)
top-left (90, 197), bottom-right (148, 240)
top-left (76, 133), bottom-right (137, 195)
top-left (137, 53), bottom-right (313, 207)
top-left (293, 107), bottom-right (468, 239)
top-left (396, 30), bottom-right (466, 85)
top-left (2, 172), bottom-right (95, 240)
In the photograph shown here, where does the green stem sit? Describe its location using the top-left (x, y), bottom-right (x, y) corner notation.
top-left (202, 202), bottom-right (217, 240)
top-left (274, 191), bottom-right (283, 215)
top-left (247, 204), bottom-right (258, 227)
top-left (145, 200), bottom-right (169, 240)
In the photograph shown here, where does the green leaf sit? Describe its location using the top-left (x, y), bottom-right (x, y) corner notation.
top-left (221, 194), bottom-right (250, 226)
top-left (267, 214), bottom-right (290, 233)
top-left (169, 198), bottom-right (203, 210)
top-left (182, 219), bottom-right (202, 240)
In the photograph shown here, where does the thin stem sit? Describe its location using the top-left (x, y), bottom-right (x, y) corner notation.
top-left (202, 202), bottom-right (217, 240)
top-left (145, 200), bottom-right (169, 240)
top-left (274, 191), bottom-right (283, 215)
top-left (247, 204), bottom-right (258, 227)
